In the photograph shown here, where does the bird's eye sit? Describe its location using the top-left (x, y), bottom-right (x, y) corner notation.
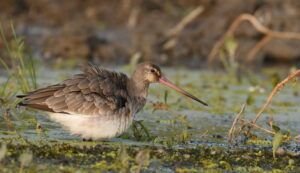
top-left (150, 69), bottom-right (155, 73)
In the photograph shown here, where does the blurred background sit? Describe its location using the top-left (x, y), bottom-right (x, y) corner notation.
top-left (1, 0), bottom-right (300, 68)
top-left (0, 1), bottom-right (300, 171)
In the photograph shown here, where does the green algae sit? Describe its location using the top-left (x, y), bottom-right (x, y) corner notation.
top-left (0, 140), bottom-right (299, 172)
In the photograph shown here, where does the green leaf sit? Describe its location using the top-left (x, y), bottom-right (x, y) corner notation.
top-left (246, 94), bottom-right (254, 105)
top-left (224, 36), bottom-right (238, 58)
top-left (164, 90), bottom-right (168, 104)
top-left (0, 144), bottom-right (7, 162)
top-left (272, 132), bottom-right (283, 159)
top-left (271, 124), bottom-right (281, 132)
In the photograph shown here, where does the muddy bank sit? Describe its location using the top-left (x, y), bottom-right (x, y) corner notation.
top-left (1, 0), bottom-right (300, 67)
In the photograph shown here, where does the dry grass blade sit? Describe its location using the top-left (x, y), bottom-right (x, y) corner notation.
top-left (229, 70), bottom-right (300, 143)
top-left (127, 8), bottom-right (140, 29)
top-left (252, 70), bottom-right (300, 124)
top-left (242, 120), bottom-right (275, 135)
top-left (163, 6), bottom-right (204, 50)
top-left (166, 6), bottom-right (204, 37)
top-left (228, 103), bottom-right (246, 143)
top-left (246, 35), bottom-right (272, 62)
top-left (208, 14), bottom-right (300, 64)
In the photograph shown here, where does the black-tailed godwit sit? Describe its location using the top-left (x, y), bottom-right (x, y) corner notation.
top-left (17, 63), bottom-right (207, 140)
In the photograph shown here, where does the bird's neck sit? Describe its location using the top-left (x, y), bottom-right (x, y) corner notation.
top-left (127, 77), bottom-right (149, 99)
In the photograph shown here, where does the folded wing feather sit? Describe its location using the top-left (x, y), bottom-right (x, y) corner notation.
top-left (18, 64), bottom-right (131, 116)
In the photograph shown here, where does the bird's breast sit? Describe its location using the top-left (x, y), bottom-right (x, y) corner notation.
top-left (129, 96), bottom-right (147, 115)
top-left (49, 112), bottom-right (133, 140)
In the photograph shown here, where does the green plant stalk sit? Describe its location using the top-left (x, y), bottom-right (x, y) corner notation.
top-left (0, 23), bottom-right (37, 95)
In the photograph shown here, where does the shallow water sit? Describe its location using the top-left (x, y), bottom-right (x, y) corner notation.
top-left (0, 66), bottom-right (299, 172)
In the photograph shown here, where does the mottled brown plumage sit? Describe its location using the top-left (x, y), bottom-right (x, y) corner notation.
top-left (17, 63), bottom-right (207, 140)
top-left (18, 64), bottom-right (133, 115)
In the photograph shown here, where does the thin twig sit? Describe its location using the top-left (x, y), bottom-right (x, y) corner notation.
top-left (166, 6), bottom-right (204, 37)
top-left (252, 70), bottom-right (300, 124)
top-left (127, 8), bottom-right (140, 29)
top-left (208, 14), bottom-right (300, 64)
top-left (246, 35), bottom-right (272, 62)
top-left (242, 120), bottom-right (275, 135)
top-left (228, 72), bottom-right (300, 141)
top-left (199, 130), bottom-right (209, 138)
top-left (163, 6), bottom-right (204, 50)
top-left (228, 103), bottom-right (246, 143)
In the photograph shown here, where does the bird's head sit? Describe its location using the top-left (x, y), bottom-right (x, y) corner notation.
top-left (132, 62), bottom-right (208, 106)
top-left (139, 63), bottom-right (162, 83)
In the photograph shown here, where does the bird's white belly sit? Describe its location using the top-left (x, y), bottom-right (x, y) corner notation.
top-left (49, 113), bottom-right (133, 140)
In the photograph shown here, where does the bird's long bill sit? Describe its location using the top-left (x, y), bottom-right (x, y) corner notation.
top-left (159, 76), bottom-right (208, 106)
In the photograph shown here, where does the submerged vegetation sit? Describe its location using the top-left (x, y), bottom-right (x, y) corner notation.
top-left (0, 140), bottom-right (299, 172)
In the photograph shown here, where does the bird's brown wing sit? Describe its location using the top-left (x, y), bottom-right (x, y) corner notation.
top-left (18, 64), bottom-right (130, 116)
